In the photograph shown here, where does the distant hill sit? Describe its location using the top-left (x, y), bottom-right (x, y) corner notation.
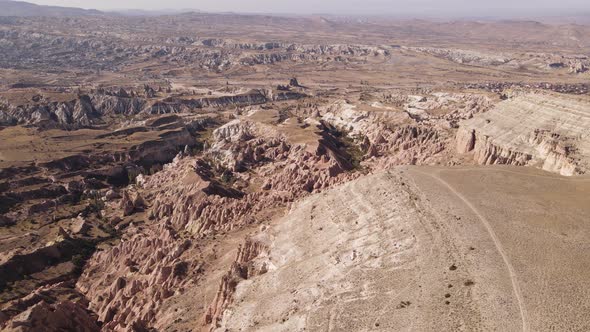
top-left (0, 0), bottom-right (102, 16)
top-left (111, 9), bottom-right (200, 16)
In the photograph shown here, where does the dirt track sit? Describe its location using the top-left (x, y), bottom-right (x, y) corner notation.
top-left (410, 168), bottom-right (529, 331)
top-left (218, 166), bottom-right (590, 331)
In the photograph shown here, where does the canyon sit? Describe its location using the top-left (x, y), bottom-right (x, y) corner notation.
top-left (1, 2), bottom-right (590, 331)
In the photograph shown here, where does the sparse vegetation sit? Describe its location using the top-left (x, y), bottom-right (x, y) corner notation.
top-left (1, 5), bottom-right (589, 331)
top-left (321, 122), bottom-right (367, 173)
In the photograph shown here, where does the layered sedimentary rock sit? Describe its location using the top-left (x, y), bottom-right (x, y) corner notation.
top-left (320, 94), bottom-right (494, 169)
top-left (456, 93), bottom-right (590, 175)
top-left (203, 239), bottom-right (268, 329)
top-left (77, 224), bottom-right (199, 331)
top-left (75, 115), bottom-right (360, 330)
top-left (406, 47), bottom-right (511, 66)
top-left (0, 89), bottom-right (305, 129)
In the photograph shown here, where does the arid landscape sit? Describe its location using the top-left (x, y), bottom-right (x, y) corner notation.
top-left (0, 0), bottom-right (590, 331)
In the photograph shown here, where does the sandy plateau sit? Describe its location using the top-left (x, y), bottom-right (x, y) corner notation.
top-left (0, 3), bottom-right (590, 332)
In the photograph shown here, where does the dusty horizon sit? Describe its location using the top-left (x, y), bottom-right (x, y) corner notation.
top-left (14, 0), bottom-right (590, 17)
top-left (1, 2), bottom-right (590, 331)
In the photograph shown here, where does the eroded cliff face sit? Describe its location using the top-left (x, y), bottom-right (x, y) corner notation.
top-left (146, 118), bottom-right (359, 237)
top-left (320, 93), bottom-right (494, 170)
top-left (0, 89), bottom-right (306, 130)
top-left (456, 93), bottom-right (590, 176)
top-left (203, 239), bottom-right (268, 329)
top-left (75, 115), bottom-right (361, 331)
top-left (0, 87), bottom-right (505, 331)
top-left (77, 224), bottom-right (199, 331)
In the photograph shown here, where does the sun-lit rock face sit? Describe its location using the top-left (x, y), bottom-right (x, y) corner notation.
top-left (457, 93), bottom-right (590, 176)
top-left (2, 300), bottom-right (99, 332)
top-left (4, 8), bottom-right (590, 332)
top-left (74, 114), bottom-right (362, 330)
top-left (77, 223), bottom-right (200, 331)
top-left (319, 94), bottom-right (494, 170)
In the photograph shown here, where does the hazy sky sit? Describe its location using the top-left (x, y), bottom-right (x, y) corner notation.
top-left (24, 0), bottom-right (590, 16)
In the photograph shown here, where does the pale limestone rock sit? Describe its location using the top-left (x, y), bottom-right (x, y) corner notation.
top-left (456, 93), bottom-right (590, 176)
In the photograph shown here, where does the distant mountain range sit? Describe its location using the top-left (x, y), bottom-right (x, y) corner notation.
top-left (0, 0), bottom-right (102, 16)
top-left (112, 9), bottom-right (201, 16)
top-left (0, 0), bottom-right (588, 22)
top-left (0, 1), bottom-right (202, 17)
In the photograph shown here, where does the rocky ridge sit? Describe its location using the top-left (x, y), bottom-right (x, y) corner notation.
top-left (0, 89), bottom-right (306, 130)
top-left (75, 113), bottom-right (362, 330)
top-left (320, 93), bottom-right (494, 169)
top-left (456, 93), bottom-right (590, 175)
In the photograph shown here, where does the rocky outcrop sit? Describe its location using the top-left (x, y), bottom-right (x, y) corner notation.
top-left (456, 128), bottom-right (476, 154)
top-left (460, 130), bottom-right (534, 166)
top-left (75, 115), bottom-right (362, 330)
top-left (146, 157), bottom-right (260, 236)
top-left (146, 119), bottom-right (357, 237)
top-left (370, 125), bottom-right (447, 166)
top-left (548, 59), bottom-right (590, 74)
top-left (203, 239), bottom-right (268, 329)
top-left (77, 224), bottom-right (200, 331)
top-left (456, 93), bottom-right (590, 175)
top-left (70, 215), bottom-right (91, 235)
top-left (406, 46), bottom-right (511, 66)
top-left (569, 60), bottom-right (588, 74)
top-left (2, 300), bottom-right (99, 332)
top-left (0, 93), bottom-right (152, 129)
top-left (320, 100), bottom-right (460, 168)
top-left (0, 88), bottom-right (305, 130)
top-left (1, 95), bottom-right (99, 129)
top-left (120, 190), bottom-right (145, 216)
top-left (164, 89), bottom-right (306, 110)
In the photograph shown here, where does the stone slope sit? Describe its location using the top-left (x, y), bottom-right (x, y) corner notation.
top-left (74, 113), bottom-right (361, 331)
top-left (216, 166), bottom-right (590, 331)
top-left (216, 169), bottom-right (513, 331)
top-left (456, 93), bottom-right (590, 175)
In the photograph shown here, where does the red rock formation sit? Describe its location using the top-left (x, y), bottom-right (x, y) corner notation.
top-left (77, 224), bottom-right (200, 331)
top-left (3, 300), bottom-right (99, 332)
top-left (203, 239), bottom-right (268, 329)
top-left (78, 103), bottom-right (449, 330)
top-left (147, 119), bottom-right (358, 237)
top-left (368, 125), bottom-right (448, 167)
top-left (120, 190), bottom-right (145, 217)
top-left (76, 117), bottom-right (360, 330)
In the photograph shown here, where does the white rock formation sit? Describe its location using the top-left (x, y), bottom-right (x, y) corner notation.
top-left (456, 93), bottom-right (590, 175)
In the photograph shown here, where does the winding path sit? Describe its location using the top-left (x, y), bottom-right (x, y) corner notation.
top-left (410, 169), bottom-right (529, 332)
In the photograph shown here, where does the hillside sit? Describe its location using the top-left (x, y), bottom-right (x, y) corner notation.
top-left (0, 0), bottom-right (101, 17)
